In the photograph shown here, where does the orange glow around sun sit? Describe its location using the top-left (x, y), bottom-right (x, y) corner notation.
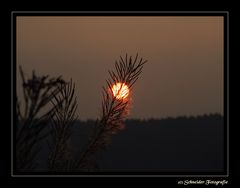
top-left (111, 82), bottom-right (129, 100)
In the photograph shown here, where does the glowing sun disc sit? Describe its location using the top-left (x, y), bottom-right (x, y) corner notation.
top-left (111, 82), bottom-right (129, 99)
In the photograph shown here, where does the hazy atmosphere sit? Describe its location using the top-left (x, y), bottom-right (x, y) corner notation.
top-left (17, 16), bottom-right (223, 120)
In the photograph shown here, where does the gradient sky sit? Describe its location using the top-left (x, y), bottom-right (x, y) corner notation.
top-left (16, 16), bottom-right (224, 120)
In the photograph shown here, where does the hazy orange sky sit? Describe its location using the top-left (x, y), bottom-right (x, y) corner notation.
top-left (16, 16), bottom-right (224, 120)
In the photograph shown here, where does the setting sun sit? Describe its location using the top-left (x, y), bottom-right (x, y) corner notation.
top-left (111, 82), bottom-right (129, 100)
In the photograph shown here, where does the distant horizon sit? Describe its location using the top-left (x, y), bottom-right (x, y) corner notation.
top-left (31, 113), bottom-right (223, 122)
top-left (17, 112), bottom-right (223, 123)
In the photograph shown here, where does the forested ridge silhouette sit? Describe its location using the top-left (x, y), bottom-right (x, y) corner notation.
top-left (36, 114), bottom-right (224, 172)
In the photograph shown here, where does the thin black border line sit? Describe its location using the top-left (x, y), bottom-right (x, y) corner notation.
top-left (11, 11), bottom-right (14, 177)
top-left (11, 11), bottom-right (229, 14)
top-left (11, 11), bottom-right (229, 177)
top-left (12, 175), bottom-right (228, 177)
top-left (226, 11), bottom-right (229, 177)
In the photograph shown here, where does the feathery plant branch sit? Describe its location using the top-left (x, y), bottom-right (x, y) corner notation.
top-left (75, 54), bottom-right (147, 170)
top-left (48, 78), bottom-right (78, 171)
top-left (16, 66), bottom-right (67, 171)
top-left (16, 54), bottom-right (146, 172)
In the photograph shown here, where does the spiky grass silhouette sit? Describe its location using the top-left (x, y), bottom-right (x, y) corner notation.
top-left (48, 79), bottom-right (78, 171)
top-left (74, 54), bottom-right (147, 170)
top-left (16, 54), bottom-right (146, 172)
top-left (16, 66), bottom-right (66, 171)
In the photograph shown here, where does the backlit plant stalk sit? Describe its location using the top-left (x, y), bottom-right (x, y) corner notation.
top-left (75, 54), bottom-right (147, 170)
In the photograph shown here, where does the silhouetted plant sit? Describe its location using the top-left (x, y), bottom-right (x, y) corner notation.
top-left (74, 54), bottom-right (147, 170)
top-left (16, 54), bottom-right (146, 172)
top-left (16, 66), bottom-right (66, 171)
top-left (48, 79), bottom-right (78, 171)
